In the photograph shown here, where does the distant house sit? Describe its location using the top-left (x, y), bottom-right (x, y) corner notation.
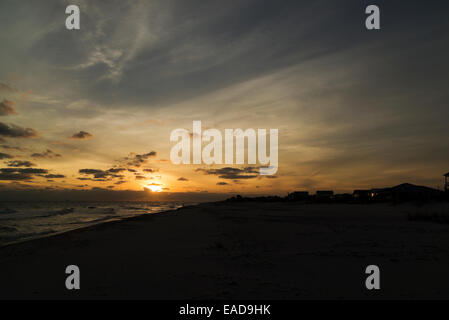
top-left (353, 190), bottom-right (371, 201)
top-left (287, 191), bottom-right (309, 201)
top-left (371, 183), bottom-right (440, 202)
top-left (315, 191), bottom-right (334, 200)
top-left (334, 193), bottom-right (353, 203)
top-left (445, 172), bottom-right (449, 192)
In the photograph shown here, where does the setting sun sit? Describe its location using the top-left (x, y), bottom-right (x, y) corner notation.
top-left (147, 185), bottom-right (162, 192)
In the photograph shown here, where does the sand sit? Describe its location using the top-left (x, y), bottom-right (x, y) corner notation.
top-left (1, 201), bottom-right (449, 299)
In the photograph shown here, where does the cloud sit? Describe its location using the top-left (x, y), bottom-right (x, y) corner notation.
top-left (1, 145), bottom-right (25, 151)
top-left (0, 172), bottom-right (31, 181)
top-left (0, 99), bottom-right (17, 116)
top-left (216, 182), bottom-right (229, 186)
top-left (6, 160), bottom-right (36, 168)
top-left (196, 167), bottom-right (259, 180)
top-left (77, 177), bottom-right (92, 181)
top-left (79, 168), bottom-right (125, 180)
top-left (79, 169), bottom-right (104, 176)
top-left (107, 167), bottom-right (126, 173)
top-left (177, 177), bottom-right (189, 181)
top-left (31, 149), bottom-right (62, 159)
top-left (0, 168), bottom-right (48, 181)
top-left (135, 175), bottom-right (146, 180)
top-left (16, 168), bottom-right (48, 174)
top-left (0, 152), bottom-right (13, 160)
top-left (43, 174), bottom-right (66, 179)
top-left (0, 122), bottom-right (38, 138)
top-left (123, 151), bottom-right (157, 168)
top-left (71, 131), bottom-right (93, 140)
top-left (91, 187), bottom-right (109, 191)
top-left (135, 151), bottom-right (157, 160)
top-left (0, 83), bottom-right (16, 93)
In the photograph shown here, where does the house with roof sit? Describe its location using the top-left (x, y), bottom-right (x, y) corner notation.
top-left (371, 183), bottom-right (440, 202)
top-left (315, 191), bottom-right (334, 202)
top-left (287, 191), bottom-right (310, 201)
top-left (353, 190), bottom-right (371, 201)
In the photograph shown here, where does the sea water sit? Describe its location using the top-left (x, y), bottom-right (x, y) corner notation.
top-left (0, 201), bottom-right (184, 246)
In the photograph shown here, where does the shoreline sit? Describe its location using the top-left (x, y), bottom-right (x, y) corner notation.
top-left (0, 203), bottom-right (195, 250)
top-left (0, 202), bottom-right (193, 249)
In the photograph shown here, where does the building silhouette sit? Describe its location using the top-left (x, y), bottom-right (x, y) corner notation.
top-left (287, 191), bottom-right (309, 201)
top-left (370, 183), bottom-right (440, 202)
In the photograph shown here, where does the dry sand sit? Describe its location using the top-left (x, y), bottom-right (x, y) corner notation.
top-left (1, 201), bottom-right (449, 299)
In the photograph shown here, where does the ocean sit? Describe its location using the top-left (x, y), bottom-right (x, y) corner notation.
top-left (0, 201), bottom-right (184, 246)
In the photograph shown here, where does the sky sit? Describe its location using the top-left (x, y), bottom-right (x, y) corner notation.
top-left (0, 0), bottom-right (448, 199)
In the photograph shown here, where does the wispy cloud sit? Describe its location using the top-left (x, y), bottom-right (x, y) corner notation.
top-left (0, 99), bottom-right (17, 116)
top-left (31, 149), bottom-right (62, 159)
top-left (6, 160), bottom-right (35, 168)
top-left (0, 83), bottom-right (16, 94)
top-left (0, 152), bottom-right (14, 160)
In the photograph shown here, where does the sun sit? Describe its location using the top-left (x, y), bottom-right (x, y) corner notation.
top-left (147, 185), bottom-right (162, 192)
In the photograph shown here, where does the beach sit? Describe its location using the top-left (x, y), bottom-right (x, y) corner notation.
top-left (1, 201), bottom-right (449, 299)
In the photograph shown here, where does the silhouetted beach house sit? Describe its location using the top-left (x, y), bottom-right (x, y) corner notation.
top-left (315, 191), bottom-right (334, 201)
top-left (371, 183), bottom-right (440, 202)
top-left (334, 193), bottom-right (352, 203)
top-left (287, 191), bottom-right (309, 201)
top-left (353, 190), bottom-right (371, 201)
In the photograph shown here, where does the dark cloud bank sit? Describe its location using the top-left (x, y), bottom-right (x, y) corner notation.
top-left (0, 122), bottom-right (38, 138)
top-left (0, 168), bottom-right (48, 181)
top-left (196, 167), bottom-right (260, 180)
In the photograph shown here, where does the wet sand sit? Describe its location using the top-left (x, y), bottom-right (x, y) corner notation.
top-left (1, 201), bottom-right (449, 299)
